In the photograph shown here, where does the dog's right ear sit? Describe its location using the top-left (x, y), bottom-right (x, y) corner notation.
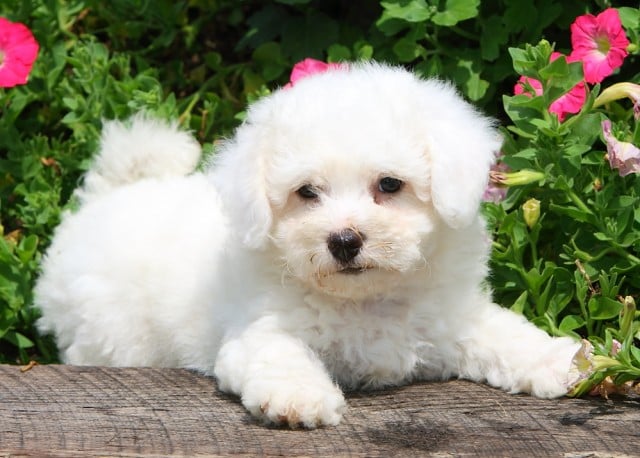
top-left (419, 80), bottom-right (502, 229)
top-left (210, 123), bottom-right (273, 250)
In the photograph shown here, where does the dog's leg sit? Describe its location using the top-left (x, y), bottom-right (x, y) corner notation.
top-left (454, 302), bottom-right (580, 398)
top-left (213, 316), bottom-right (346, 428)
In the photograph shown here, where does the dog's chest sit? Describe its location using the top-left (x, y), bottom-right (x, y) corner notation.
top-left (296, 294), bottom-right (431, 389)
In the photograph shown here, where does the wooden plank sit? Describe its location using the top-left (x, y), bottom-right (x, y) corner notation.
top-left (0, 364), bottom-right (638, 457)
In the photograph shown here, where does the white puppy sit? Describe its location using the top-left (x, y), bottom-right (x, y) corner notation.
top-left (36, 62), bottom-right (580, 428)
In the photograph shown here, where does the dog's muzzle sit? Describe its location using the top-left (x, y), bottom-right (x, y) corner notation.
top-left (327, 228), bottom-right (364, 265)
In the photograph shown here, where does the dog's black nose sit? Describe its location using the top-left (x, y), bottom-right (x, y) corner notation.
top-left (327, 228), bottom-right (364, 264)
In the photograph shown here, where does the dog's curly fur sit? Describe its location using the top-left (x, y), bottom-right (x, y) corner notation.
top-left (36, 63), bottom-right (580, 428)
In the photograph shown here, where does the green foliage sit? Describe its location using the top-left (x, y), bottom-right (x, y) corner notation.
top-left (1, 0), bottom-right (639, 398)
top-left (486, 27), bottom-right (640, 392)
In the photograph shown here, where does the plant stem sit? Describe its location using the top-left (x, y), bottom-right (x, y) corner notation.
top-left (567, 189), bottom-right (592, 215)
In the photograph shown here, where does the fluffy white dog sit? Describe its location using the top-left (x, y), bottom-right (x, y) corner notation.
top-left (36, 62), bottom-right (580, 428)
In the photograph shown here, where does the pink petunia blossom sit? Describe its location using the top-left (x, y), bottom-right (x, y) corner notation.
top-left (549, 81), bottom-right (587, 121)
top-left (568, 339), bottom-right (595, 390)
top-left (482, 182), bottom-right (508, 204)
top-left (284, 58), bottom-right (347, 88)
top-left (610, 339), bottom-right (622, 357)
top-left (483, 160), bottom-right (509, 203)
top-left (514, 75), bottom-right (543, 97)
top-left (569, 8), bottom-right (630, 84)
top-left (513, 52), bottom-right (587, 122)
top-left (602, 119), bottom-right (640, 176)
top-left (0, 17), bottom-right (39, 88)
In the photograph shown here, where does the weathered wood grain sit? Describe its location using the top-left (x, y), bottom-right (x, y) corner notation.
top-left (0, 364), bottom-right (638, 457)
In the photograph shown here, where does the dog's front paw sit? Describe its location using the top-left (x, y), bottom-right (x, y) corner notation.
top-left (241, 378), bottom-right (346, 428)
top-left (524, 338), bottom-right (583, 398)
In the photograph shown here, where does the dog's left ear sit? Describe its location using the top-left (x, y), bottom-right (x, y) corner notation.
top-left (421, 80), bottom-right (502, 229)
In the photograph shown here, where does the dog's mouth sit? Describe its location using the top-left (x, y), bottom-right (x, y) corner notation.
top-left (337, 266), bottom-right (371, 275)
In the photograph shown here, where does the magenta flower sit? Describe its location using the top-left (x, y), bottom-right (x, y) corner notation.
top-left (513, 52), bottom-right (586, 122)
top-left (602, 119), bottom-right (640, 176)
top-left (569, 8), bottom-right (630, 84)
top-left (549, 81), bottom-right (587, 121)
top-left (285, 58), bottom-right (347, 88)
top-left (0, 17), bottom-right (39, 88)
top-left (514, 75), bottom-right (543, 97)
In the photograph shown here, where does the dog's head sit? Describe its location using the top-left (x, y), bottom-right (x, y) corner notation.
top-left (212, 63), bottom-right (501, 298)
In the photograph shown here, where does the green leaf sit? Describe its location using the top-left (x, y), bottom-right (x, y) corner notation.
top-left (549, 204), bottom-right (597, 225)
top-left (453, 60), bottom-right (489, 101)
top-left (375, 12), bottom-right (411, 36)
top-left (416, 56), bottom-right (444, 78)
top-left (568, 113), bottom-right (604, 145)
top-left (619, 7), bottom-right (640, 30)
top-left (432, 0), bottom-right (479, 26)
top-left (547, 269), bottom-right (573, 317)
top-left (508, 47), bottom-right (535, 75)
top-left (508, 40), bottom-right (554, 78)
top-left (3, 331), bottom-right (34, 349)
top-left (588, 297), bottom-right (623, 320)
top-left (502, 95), bottom-right (546, 135)
top-left (327, 44), bottom-right (351, 62)
top-left (380, 0), bottom-right (432, 23)
top-left (481, 16), bottom-right (508, 61)
top-left (510, 291), bottom-right (528, 314)
top-left (17, 235), bottom-right (39, 264)
top-left (503, 0), bottom-right (537, 34)
top-left (559, 315), bottom-right (585, 334)
top-left (594, 232), bottom-right (612, 242)
top-left (62, 97), bottom-right (79, 111)
top-left (353, 41), bottom-right (374, 60)
top-left (252, 42), bottom-right (286, 81)
top-left (543, 61), bottom-right (584, 102)
top-left (609, 196), bottom-right (639, 209)
top-left (392, 38), bottom-right (425, 62)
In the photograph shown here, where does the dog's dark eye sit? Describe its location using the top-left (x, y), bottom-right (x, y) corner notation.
top-left (296, 184), bottom-right (319, 200)
top-left (378, 177), bottom-right (403, 194)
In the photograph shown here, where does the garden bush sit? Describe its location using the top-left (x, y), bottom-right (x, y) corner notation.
top-left (1, 0), bottom-right (639, 394)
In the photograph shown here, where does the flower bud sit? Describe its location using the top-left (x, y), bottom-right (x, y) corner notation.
top-left (594, 82), bottom-right (640, 120)
top-left (619, 296), bottom-right (636, 340)
top-left (592, 355), bottom-right (620, 371)
top-left (522, 198), bottom-right (541, 228)
top-left (491, 169), bottom-right (545, 187)
top-left (593, 178), bottom-right (602, 191)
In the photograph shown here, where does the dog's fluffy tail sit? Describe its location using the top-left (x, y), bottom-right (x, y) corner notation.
top-left (77, 114), bottom-right (202, 201)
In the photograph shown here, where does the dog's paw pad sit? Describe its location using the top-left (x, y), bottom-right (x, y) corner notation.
top-left (244, 382), bottom-right (346, 428)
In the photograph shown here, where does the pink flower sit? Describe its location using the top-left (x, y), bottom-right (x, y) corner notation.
top-left (285, 58), bottom-right (347, 88)
top-left (602, 119), bottom-right (640, 176)
top-left (483, 160), bottom-right (509, 203)
top-left (569, 8), bottom-right (630, 84)
top-left (610, 339), bottom-right (622, 357)
top-left (482, 182), bottom-right (508, 204)
top-left (514, 75), bottom-right (543, 97)
top-left (0, 17), bottom-right (39, 88)
top-left (549, 81), bottom-right (587, 121)
top-left (513, 52), bottom-right (587, 122)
